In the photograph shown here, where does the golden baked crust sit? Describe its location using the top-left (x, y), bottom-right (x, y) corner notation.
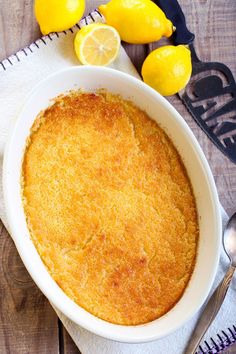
top-left (22, 91), bottom-right (198, 325)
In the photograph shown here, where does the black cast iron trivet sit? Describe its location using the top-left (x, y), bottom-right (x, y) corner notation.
top-left (156, 0), bottom-right (236, 164)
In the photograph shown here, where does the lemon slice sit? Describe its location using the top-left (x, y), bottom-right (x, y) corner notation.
top-left (74, 23), bottom-right (120, 66)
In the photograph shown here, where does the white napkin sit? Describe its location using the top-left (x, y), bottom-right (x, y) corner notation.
top-left (0, 9), bottom-right (235, 354)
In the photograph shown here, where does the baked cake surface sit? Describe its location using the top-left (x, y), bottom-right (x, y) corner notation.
top-left (22, 91), bottom-right (198, 325)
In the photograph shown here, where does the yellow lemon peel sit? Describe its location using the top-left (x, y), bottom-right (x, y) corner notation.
top-left (141, 45), bottom-right (192, 96)
top-left (99, 0), bottom-right (173, 44)
top-left (35, 0), bottom-right (85, 35)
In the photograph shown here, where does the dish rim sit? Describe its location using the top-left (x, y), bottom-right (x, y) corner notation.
top-left (2, 66), bottom-right (222, 343)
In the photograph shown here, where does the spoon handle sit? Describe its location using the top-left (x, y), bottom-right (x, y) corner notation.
top-left (184, 264), bottom-right (236, 354)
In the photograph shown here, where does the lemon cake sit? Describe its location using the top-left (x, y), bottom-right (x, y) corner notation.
top-left (22, 91), bottom-right (198, 325)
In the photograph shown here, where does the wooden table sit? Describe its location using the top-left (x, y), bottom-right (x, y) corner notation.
top-left (0, 0), bottom-right (235, 353)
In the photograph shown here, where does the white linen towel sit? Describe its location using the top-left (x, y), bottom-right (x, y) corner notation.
top-left (0, 9), bottom-right (235, 354)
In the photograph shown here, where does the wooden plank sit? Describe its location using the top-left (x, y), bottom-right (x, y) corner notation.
top-left (0, 0), bottom-right (40, 60)
top-left (0, 0), bottom-right (236, 353)
top-left (0, 224), bottom-right (59, 354)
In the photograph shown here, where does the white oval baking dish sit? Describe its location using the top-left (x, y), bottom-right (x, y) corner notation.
top-left (2, 66), bottom-right (221, 343)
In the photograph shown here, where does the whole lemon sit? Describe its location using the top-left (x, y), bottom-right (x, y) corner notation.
top-left (141, 45), bottom-right (192, 96)
top-left (35, 0), bottom-right (85, 35)
top-left (99, 0), bottom-right (173, 44)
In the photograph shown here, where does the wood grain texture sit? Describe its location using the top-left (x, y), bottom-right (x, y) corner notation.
top-left (0, 0), bottom-right (236, 353)
top-left (0, 0), bottom-right (40, 60)
top-left (0, 224), bottom-right (59, 354)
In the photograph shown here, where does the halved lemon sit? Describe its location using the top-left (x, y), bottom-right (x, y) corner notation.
top-left (74, 23), bottom-right (120, 66)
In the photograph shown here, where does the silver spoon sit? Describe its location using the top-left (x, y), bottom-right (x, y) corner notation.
top-left (185, 212), bottom-right (236, 354)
